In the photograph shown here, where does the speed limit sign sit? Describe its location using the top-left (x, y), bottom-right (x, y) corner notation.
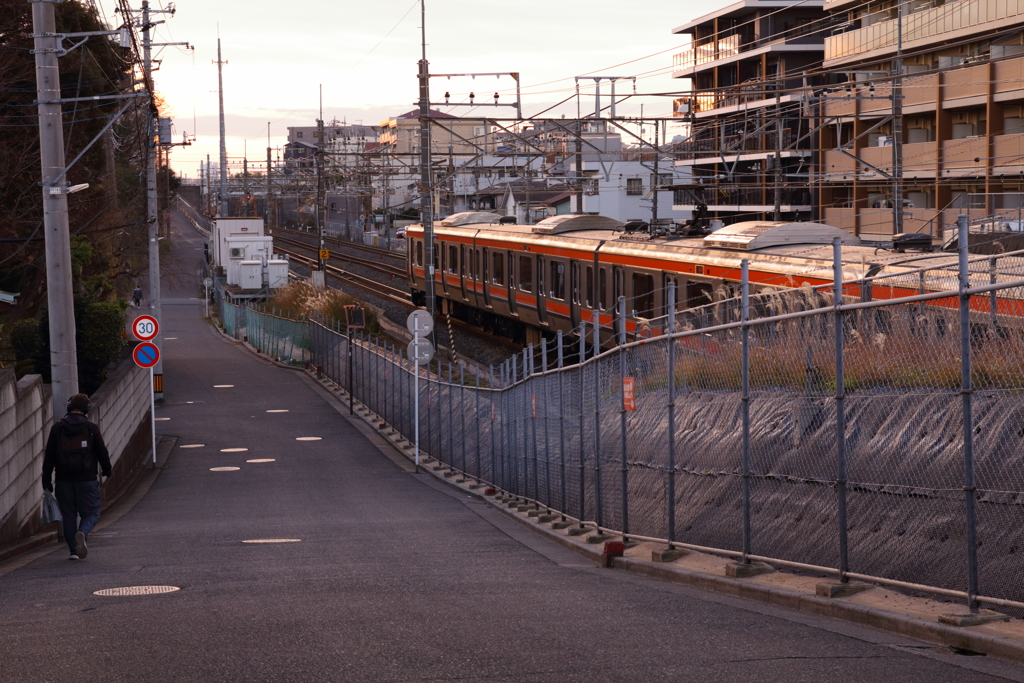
top-left (133, 315), bottom-right (159, 341)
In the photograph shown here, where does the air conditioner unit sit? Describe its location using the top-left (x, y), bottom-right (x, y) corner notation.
top-left (230, 247), bottom-right (243, 258)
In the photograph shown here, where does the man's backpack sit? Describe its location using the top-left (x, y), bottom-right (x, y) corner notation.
top-left (58, 425), bottom-right (96, 473)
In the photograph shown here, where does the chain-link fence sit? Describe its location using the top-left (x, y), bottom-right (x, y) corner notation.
top-left (216, 228), bottom-right (1024, 614)
top-left (216, 288), bottom-right (311, 365)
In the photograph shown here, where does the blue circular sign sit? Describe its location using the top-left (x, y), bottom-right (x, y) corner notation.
top-left (134, 342), bottom-right (160, 368)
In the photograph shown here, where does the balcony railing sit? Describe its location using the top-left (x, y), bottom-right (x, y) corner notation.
top-left (825, 0), bottom-right (1024, 62)
top-left (674, 129), bottom-right (798, 160)
top-left (674, 186), bottom-right (811, 207)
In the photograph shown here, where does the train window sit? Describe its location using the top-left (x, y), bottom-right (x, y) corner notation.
top-left (600, 269), bottom-right (608, 309)
top-left (549, 261), bottom-right (565, 300)
top-left (586, 266), bottom-right (594, 307)
top-left (632, 273), bottom-right (655, 317)
top-left (509, 253), bottom-right (516, 288)
top-left (482, 249), bottom-right (489, 284)
top-left (537, 257), bottom-right (544, 293)
top-left (492, 251), bottom-right (504, 285)
top-left (416, 240), bottom-right (423, 267)
top-left (460, 245), bottom-right (466, 277)
top-left (448, 245), bottom-right (458, 274)
top-left (519, 256), bottom-right (533, 292)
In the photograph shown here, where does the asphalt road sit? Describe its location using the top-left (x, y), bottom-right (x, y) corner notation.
top-left (1, 212), bottom-right (1022, 682)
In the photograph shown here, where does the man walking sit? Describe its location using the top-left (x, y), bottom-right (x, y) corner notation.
top-left (42, 393), bottom-right (111, 560)
top-left (132, 286), bottom-right (143, 308)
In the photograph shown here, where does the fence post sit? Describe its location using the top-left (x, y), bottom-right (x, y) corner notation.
top-left (541, 337), bottom-right (550, 509)
top-left (578, 323), bottom-right (587, 527)
top-left (460, 362), bottom-right (466, 477)
top-left (490, 365), bottom-right (496, 486)
top-left (618, 295), bottom-right (629, 538)
top-left (528, 344), bottom-right (538, 503)
top-left (666, 282), bottom-right (677, 548)
top-left (593, 316), bottom-right (604, 532)
top-left (989, 257), bottom-right (998, 330)
top-left (447, 363), bottom-right (454, 471)
top-left (741, 259), bottom-right (752, 563)
top-left (347, 327), bottom-right (354, 415)
top-left (500, 361), bottom-right (508, 494)
top-left (833, 238), bottom-right (850, 582)
top-left (557, 330), bottom-right (566, 517)
top-left (959, 213), bottom-right (980, 613)
top-left (474, 364), bottom-right (481, 479)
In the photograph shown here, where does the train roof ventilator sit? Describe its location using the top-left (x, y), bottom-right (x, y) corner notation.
top-left (702, 221), bottom-right (862, 251)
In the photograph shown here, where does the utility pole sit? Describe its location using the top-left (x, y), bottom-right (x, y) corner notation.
top-left (215, 39), bottom-right (228, 217)
top-left (891, 0), bottom-right (905, 235)
top-left (266, 122), bottom-right (272, 225)
top-left (242, 155), bottom-right (249, 217)
top-left (652, 119), bottom-right (659, 224)
top-left (141, 0), bottom-right (164, 397)
top-left (30, 0), bottom-right (79, 417)
top-left (316, 106), bottom-right (326, 276)
top-left (774, 90), bottom-right (783, 221)
top-left (574, 119), bottom-right (584, 214)
top-left (418, 0), bottom-right (436, 328)
top-left (206, 153), bottom-right (211, 216)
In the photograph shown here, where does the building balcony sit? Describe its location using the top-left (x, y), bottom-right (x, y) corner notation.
top-left (674, 129), bottom-right (798, 161)
top-left (825, 0), bottom-right (1024, 65)
top-left (673, 39), bottom-right (825, 77)
top-left (673, 186), bottom-right (811, 209)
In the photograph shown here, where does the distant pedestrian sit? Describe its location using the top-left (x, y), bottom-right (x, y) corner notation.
top-left (42, 393), bottom-right (111, 561)
top-left (132, 286), bottom-right (143, 308)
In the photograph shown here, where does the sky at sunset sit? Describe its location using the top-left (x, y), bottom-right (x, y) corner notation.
top-left (93, 0), bottom-right (700, 177)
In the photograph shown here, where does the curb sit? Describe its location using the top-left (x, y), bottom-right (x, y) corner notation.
top-left (304, 368), bottom-right (1024, 665)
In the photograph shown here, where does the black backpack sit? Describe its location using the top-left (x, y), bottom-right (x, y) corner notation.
top-left (58, 424), bottom-right (96, 473)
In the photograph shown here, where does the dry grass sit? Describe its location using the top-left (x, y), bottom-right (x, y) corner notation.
top-left (265, 281), bottom-right (381, 334)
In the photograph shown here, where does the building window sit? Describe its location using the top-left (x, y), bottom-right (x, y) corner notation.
top-left (296, 131), bottom-right (303, 138)
top-left (626, 178), bottom-right (643, 195)
top-left (519, 255), bottom-right (533, 292)
top-left (651, 174), bottom-right (673, 188)
top-left (549, 261), bottom-right (565, 300)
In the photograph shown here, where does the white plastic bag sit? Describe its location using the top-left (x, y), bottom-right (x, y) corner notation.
top-left (41, 490), bottom-right (62, 526)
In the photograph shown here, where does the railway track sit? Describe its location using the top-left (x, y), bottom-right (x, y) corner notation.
top-left (276, 246), bottom-right (413, 307)
top-left (272, 227), bottom-right (405, 264)
top-left (274, 234), bottom-right (406, 279)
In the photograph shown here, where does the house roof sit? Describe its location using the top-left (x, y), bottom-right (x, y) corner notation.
top-left (395, 108), bottom-right (457, 119)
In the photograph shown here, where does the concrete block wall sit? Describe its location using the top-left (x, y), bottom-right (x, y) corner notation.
top-left (0, 356), bottom-right (151, 548)
top-left (0, 371), bottom-right (52, 545)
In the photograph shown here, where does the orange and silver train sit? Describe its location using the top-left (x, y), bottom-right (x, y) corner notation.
top-left (406, 212), bottom-right (1022, 346)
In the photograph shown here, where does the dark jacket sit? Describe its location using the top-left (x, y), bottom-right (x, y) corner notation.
top-left (42, 413), bottom-right (112, 489)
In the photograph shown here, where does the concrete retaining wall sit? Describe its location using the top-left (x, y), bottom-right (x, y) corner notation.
top-left (0, 357), bottom-right (151, 548)
top-left (0, 372), bottom-right (52, 545)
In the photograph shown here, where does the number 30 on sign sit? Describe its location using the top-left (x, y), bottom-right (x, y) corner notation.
top-left (133, 315), bottom-right (159, 341)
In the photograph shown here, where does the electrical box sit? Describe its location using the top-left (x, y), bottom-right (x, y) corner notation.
top-left (237, 261), bottom-right (262, 290)
top-left (158, 117), bottom-right (172, 145)
top-left (266, 259), bottom-right (289, 289)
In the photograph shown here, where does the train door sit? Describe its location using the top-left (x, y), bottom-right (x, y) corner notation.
top-left (482, 248), bottom-right (491, 307)
top-left (507, 251), bottom-right (518, 315)
top-left (536, 256), bottom-right (547, 325)
top-left (611, 265), bottom-right (625, 345)
top-left (569, 260), bottom-right (581, 328)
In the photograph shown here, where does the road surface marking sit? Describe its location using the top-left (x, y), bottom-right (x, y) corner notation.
top-left (295, 437), bottom-right (322, 441)
top-left (213, 384), bottom-right (234, 388)
top-left (155, 417), bottom-right (170, 421)
top-left (266, 409), bottom-right (289, 413)
top-left (246, 459), bottom-right (275, 463)
top-left (210, 467), bottom-right (241, 471)
top-left (94, 586), bottom-right (180, 596)
top-left (242, 539), bottom-right (300, 544)
top-left (180, 444), bottom-right (204, 448)
top-left (219, 448), bottom-right (248, 452)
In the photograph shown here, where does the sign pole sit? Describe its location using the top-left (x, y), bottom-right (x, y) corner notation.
top-left (150, 365), bottom-right (156, 465)
top-left (414, 363), bottom-right (420, 474)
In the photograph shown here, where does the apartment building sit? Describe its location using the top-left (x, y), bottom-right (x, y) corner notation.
top-left (670, 0), bottom-right (837, 224)
top-left (818, 0), bottom-right (1024, 239)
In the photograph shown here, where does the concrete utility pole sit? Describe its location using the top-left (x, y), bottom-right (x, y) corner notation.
top-left (316, 114), bottom-right (326, 272)
top-left (30, 0), bottom-right (79, 416)
top-left (774, 90), bottom-right (783, 221)
top-left (651, 119), bottom-right (659, 224)
top-left (216, 39), bottom-right (228, 217)
top-left (574, 119), bottom-right (584, 214)
top-left (266, 122), bottom-right (272, 225)
top-left (142, 0), bottom-right (164, 397)
top-left (418, 0), bottom-right (436, 327)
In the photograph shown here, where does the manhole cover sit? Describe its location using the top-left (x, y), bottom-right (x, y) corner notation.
top-left (210, 467), bottom-right (240, 471)
top-left (246, 459), bottom-right (275, 463)
top-left (242, 539), bottom-right (301, 544)
top-left (295, 437), bottom-right (321, 441)
top-left (94, 586), bottom-right (180, 596)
